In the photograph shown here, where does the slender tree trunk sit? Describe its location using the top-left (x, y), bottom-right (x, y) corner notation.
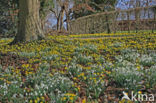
top-left (57, 15), bottom-right (60, 30)
top-left (65, 9), bottom-right (70, 31)
top-left (57, 18), bottom-right (59, 30)
top-left (135, 9), bottom-right (139, 33)
top-left (12, 0), bottom-right (44, 44)
top-left (127, 12), bottom-right (130, 33)
top-left (106, 14), bottom-right (111, 34)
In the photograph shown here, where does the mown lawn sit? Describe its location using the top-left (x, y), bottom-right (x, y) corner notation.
top-left (0, 33), bottom-right (156, 103)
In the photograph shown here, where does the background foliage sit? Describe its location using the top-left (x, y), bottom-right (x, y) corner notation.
top-left (0, 0), bottom-right (18, 37)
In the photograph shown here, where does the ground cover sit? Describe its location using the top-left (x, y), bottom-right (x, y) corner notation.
top-left (0, 32), bottom-right (156, 103)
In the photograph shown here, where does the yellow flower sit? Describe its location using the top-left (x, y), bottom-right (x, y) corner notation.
top-left (119, 99), bottom-right (125, 103)
top-left (69, 97), bottom-right (74, 101)
top-left (41, 96), bottom-right (45, 100)
top-left (25, 71), bottom-right (29, 75)
top-left (84, 77), bottom-right (86, 80)
top-left (137, 65), bottom-right (141, 71)
top-left (60, 71), bottom-right (65, 74)
top-left (138, 91), bottom-right (142, 94)
top-left (29, 100), bottom-right (33, 103)
top-left (34, 100), bottom-right (38, 103)
top-left (80, 73), bottom-right (84, 76)
top-left (22, 64), bottom-right (30, 68)
top-left (37, 97), bottom-right (40, 101)
top-left (106, 71), bottom-right (111, 74)
top-left (94, 79), bottom-right (97, 83)
top-left (82, 98), bottom-right (86, 103)
top-left (77, 86), bottom-right (80, 91)
top-left (64, 93), bottom-right (76, 97)
top-left (0, 78), bottom-right (4, 80)
top-left (62, 97), bottom-right (66, 101)
top-left (73, 77), bottom-right (77, 80)
top-left (65, 67), bottom-right (68, 70)
top-left (15, 70), bottom-right (20, 74)
top-left (6, 81), bottom-right (11, 84)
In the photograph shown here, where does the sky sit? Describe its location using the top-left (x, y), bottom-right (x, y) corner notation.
top-left (116, 0), bottom-right (156, 9)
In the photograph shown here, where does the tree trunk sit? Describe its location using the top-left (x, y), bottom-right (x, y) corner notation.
top-left (65, 9), bottom-right (70, 31)
top-left (105, 14), bottom-right (111, 34)
top-left (59, 5), bottom-right (65, 31)
top-left (12, 0), bottom-right (44, 44)
top-left (57, 17), bottom-right (60, 30)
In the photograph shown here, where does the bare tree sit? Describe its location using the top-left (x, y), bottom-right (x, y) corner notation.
top-left (50, 0), bottom-right (73, 31)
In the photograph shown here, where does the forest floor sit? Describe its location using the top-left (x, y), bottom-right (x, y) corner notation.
top-left (0, 32), bottom-right (156, 103)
